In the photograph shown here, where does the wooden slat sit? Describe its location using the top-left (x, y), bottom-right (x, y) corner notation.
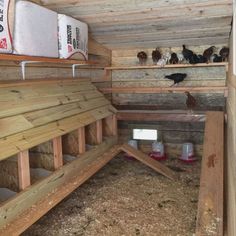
top-left (0, 137), bottom-right (118, 235)
top-left (196, 111), bottom-right (224, 236)
top-left (119, 144), bottom-right (177, 180)
top-left (86, 120), bottom-right (103, 145)
top-left (78, 127), bottom-right (86, 154)
top-left (105, 62), bottom-right (228, 70)
top-left (100, 86), bottom-right (228, 94)
top-left (117, 110), bottom-right (206, 122)
top-left (0, 105), bottom-right (115, 161)
top-left (53, 137), bottom-right (63, 170)
top-left (17, 150), bottom-right (31, 191)
top-left (0, 54), bottom-right (98, 65)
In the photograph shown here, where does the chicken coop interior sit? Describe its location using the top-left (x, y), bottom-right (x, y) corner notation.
top-left (0, 0), bottom-right (234, 235)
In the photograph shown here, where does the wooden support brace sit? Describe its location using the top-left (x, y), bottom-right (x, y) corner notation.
top-left (52, 136), bottom-right (63, 170)
top-left (17, 150), bottom-right (31, 191)
top-left (78, 127), bottom-right (86, 154)
top-left (86, 120), bottom-right (103, 145)
top-left (103, 115), bottom-right (118, 137)
top-left (196, 111), bottom-right (224, 236)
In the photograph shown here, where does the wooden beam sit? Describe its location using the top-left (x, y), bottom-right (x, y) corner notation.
top-left (117, 110), bottom-right (206, 122)
top-left (119, 144), bottom-right (177, 180)
top-left (104, 62), bottom-right (228, 70)
top-left (17, 150), bottom-right (31, 191)
top-left (0, 137), bottom-right (118, 235)
top-left (100, 86), bottom-right (228, 94)
top-left (52, 136), bottom-right (63, 170)
top-left (86, 120), bottom-right (103, 145)
top-left (78, 127), bottom-right (86, 154)
top-left (196, 111), bottom-right (224, 236)
top-left (103, 115), bottom-right (118, 136)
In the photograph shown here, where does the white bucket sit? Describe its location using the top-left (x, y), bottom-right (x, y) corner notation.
top-left (181, 143), bottom-right (195, 161)
top-left (152, 141), bottom-right (164, 156)
top-left (128, 140), bottom-right (138, 149)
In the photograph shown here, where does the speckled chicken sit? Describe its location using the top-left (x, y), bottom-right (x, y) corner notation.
top-left (219, 47), bottom-right (229, 62)
top-left (152, 48), bottom-right (161, 64)
top-left (137, 51), bottom-right (148, 65)
top-left (185, 91), bottom-right (197, 112)
top-left (165, 73), bottom-right (187, 86)
top-left (203, 46), bottom-right (216, 63)
top-left (169, 53), bottom-right (179, 64)
top-left (182, 45), bottom-right (194, 62)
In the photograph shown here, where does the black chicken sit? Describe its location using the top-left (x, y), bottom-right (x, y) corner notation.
top-left (152, 48), bottom-right (161, 64)
top-left (165, 73), bottom-right (187, 86)
top-left (189, 54), bottom-right (199, 64)
top-left (182, 45), bottom-right (194, 61)
top-left (137, 51), bottom-right (148, 65)
top-left (169, 53), bottom-right (179, 64)
top-left (219, 47), bottom-right (229, 62)
top-left (185, 91), bottom-right (197, 112)
top-left (212, 54), bottom-right (223, 63)
top-left (197, 55), bottom-right (207, 63)
top-left (203, 46), bottom-right (216, 63)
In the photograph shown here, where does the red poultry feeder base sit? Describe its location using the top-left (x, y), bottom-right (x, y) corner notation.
top-left (179, 155), bottom-right (197, 163)
top-left (149, 152), bottom-right (168, 161)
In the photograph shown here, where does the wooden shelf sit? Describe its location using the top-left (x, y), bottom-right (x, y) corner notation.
top-left (100, 86), bottom-right (228, 94)
top-left (105, 62), bottom-right (228, 70)
top-left (0, 54), bottom-right (98, 65)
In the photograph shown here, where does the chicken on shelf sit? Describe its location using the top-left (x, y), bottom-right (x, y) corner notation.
top-left (165, 73), bottom-right (187, 86)
top-left (169, 53), bottom-right (179, 64)
top-left (137, 51), bottom-right (148, 65)
top-left (219, 47), bottom-right (229, 62)
top-left (182, 45), bottom-right (194, 62)
top-left (152, 48), bottom-right (162, 64)
top-left (203, 46), bottom-right (216, 63)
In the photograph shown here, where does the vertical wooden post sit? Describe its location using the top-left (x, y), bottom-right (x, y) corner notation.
top-left (103, 115), bottom-right (118, 137)
top-left (86, 120), bottom-right (103, 145)
top-left (53, 136), bottom-right (63, 170)
top-left (78, 126), bottom-right (86, 154)
top-left (17, 150), bottom-right (31, 191)
top-left (96, 120), bottom-right (103, 144)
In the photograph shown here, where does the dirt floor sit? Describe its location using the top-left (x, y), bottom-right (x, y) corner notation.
top-left (23, 154), bottom-right (201, 236)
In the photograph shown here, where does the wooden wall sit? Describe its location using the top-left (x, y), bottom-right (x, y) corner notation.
top-left (226, 32), bottom-right (236, 236)
top-left (112, 45), bottom-right (227, 157)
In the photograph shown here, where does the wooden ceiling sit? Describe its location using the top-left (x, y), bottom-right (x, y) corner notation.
top-left (41, 0), bottom-right (233, 49)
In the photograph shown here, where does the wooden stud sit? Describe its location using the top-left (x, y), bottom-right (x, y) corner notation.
top-left (86, 120), bottom-right (103, 145)
top-left (103, 115), bottom-right (118, 136)
top-left (196, 111), bottom-right (224, 236)
top-left (78, 127), bottom-right (86, 154)
top-left (17, 150), bottom-right (31, 191)
top-left (52, 136), bottom-right (63, 170)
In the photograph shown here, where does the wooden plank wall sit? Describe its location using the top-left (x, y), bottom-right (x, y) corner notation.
top-left (226, 32), bottom-right (236, 236)
top-left (112, 45), bottom-right (227, 157)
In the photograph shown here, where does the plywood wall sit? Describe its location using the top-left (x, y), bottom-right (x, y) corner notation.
top-left (226, 32), bottom-right (236, 236)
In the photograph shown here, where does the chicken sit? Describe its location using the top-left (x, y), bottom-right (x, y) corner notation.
top-left (137, 51), bottom-right (148, 65)
top-left (203, 46), bottom-right (216, 63)
top-left (152, 48), bottom-right (162, 64)
top-left (211, 54), bottom-right (223, 63)
top-left (185, 91), bottom-right (197, 113)
top-left (189, 54), bottom-right (200, 64)
top-left (177, 53), bottom-right (185, 64)
top-left (165, 73), bottom-right (187, 86)
top-left (169, 53), bottom-right (179, 64)
top-left (219, 47), bottom-right (229, 62)
top-left (182, 45), bottom-right (194, 62)
top-left (197, 55), bottom-right (207, 63)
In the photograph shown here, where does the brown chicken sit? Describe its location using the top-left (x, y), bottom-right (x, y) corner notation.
top-left (169, 53), bottom-right (179, 64)
top-left (185, 91), bottom-right (197, 112)
top-left (137, 51), bottom-right (148, 65)
top-left (152, 48), bottom-right (161, 64)
top-left (219, 47), bottom-right (229, 62)
top-left (203, 46), bottom-right (216, 63)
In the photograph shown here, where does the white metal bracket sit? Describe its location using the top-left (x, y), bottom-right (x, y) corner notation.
top-left (72, 64), bottom-right (84, 78)
top-left (20, 61), bottom-right (40, 80)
